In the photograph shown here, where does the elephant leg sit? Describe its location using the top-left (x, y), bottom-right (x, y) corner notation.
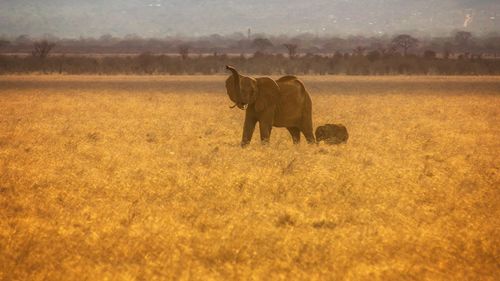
top-left (259, 121), bottom-right (272, 144)
top-left (301, 118), bottom-right (316, 144)
top-left (258, 109), bottom-right (275, 145)
top-left (241, 114), bottom-right (257, 147)
top-left (302, 128), bottom-right (315, 144)
top-left (287, 127), bottom-right (301, 144)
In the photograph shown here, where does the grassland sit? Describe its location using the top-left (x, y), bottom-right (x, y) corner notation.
top-left (0, 75), bottom-right (499, 280)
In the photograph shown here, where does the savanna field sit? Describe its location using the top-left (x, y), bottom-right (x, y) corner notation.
top-left (0, 75), bottom-right (499, 280)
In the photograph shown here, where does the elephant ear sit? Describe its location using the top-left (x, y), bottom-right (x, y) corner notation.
top-left (254, 77), bottom-right (280, 112)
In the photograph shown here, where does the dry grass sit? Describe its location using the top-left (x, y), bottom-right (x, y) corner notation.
top-left (0, 75), bottom-right (499, 280)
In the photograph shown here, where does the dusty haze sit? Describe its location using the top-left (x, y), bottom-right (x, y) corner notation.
top-left (1, 0), bottom-right (499, 37)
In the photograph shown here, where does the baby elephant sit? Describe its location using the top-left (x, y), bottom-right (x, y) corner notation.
top-left (315, 124), bottom-right (349, 144)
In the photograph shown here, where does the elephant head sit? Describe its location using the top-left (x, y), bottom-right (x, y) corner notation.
top-left (225, 65), bottom-right (257, 110)
top-left (225, 65), bottom-right (279, 111)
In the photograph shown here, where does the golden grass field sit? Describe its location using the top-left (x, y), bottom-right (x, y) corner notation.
top-left (0, 75), bottom-right (499, 280)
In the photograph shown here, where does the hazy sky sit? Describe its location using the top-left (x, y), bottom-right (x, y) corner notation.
top-left (1, 0), bottom-right (499, 38)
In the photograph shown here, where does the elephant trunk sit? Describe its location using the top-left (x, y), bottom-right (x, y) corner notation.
top-left (226, 65), bottom-right (244, 109)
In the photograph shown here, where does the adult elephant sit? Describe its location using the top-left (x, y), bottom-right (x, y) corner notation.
top-left (225, 65), bottom-right (315, 147)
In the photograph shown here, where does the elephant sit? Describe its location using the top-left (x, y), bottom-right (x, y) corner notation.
top-left (315, 124), bottom-right (349, 144)
top-left (225, 65), bottom-right (315, 147)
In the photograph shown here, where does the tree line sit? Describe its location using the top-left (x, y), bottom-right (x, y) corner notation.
top-left (0, 31), bottom-right (499, 75)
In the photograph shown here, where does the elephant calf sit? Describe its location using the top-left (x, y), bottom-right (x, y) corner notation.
top-left (315, 124), bottom-right (349, 144)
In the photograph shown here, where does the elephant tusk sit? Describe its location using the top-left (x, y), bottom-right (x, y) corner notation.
top-left (229, 103), bottom-right (246, 110)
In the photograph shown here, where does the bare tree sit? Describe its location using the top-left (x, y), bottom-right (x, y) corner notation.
top-left (392, 34), bottom-right (418, 56)
top-left (283, 43), bottom-right (298, 59)
top-left (32, 40), bottom-right (56, 59)
top-left (178, 44), bottom-right (190, 60)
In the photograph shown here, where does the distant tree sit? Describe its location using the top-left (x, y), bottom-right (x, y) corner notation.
top-left (178, 44), bottom-right (190, 60)
top-left (15, 35), bottom-right (31, 45)
top-left (145, 38), bottom-right (168, 53)
top-left (423, 50), bottom-right (437, 59)
top-left (392, 34), bottom-right (419, 56)
top-left (99, 34), bottom-right (117, 46)
top-left (455, 31), bottom-right (472, 52)
top-left (443, 42), bottom-right (453, 59)
top-left (32, 40), bottom-right (56, 59)
top-left (283, 43), bottom-right (298, 59)
top-left (333, 51), bottom-right (343, 60)
top-left (455, 31), bottom-right (472, 45)
top-left (322, 37), bottom-right (347, 52)
top-left (124, 33), bottom-right (141, 40)
top-left (367, 50), bottom-right (381, 61)
top-left (353, 46), bottom-right (366, 56)
top-left (484, 36), bottom-right (500, 58)
top-left (99, 34), bottom-right (114, 41)
top-left (252, 38), bottom-right (273, 52)
top-left (0, 39), bottom-right (10, 49)
top-left (137, 52), bottom-right (155, 74)
top-left (380, 45), bottom-right (398, 57)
